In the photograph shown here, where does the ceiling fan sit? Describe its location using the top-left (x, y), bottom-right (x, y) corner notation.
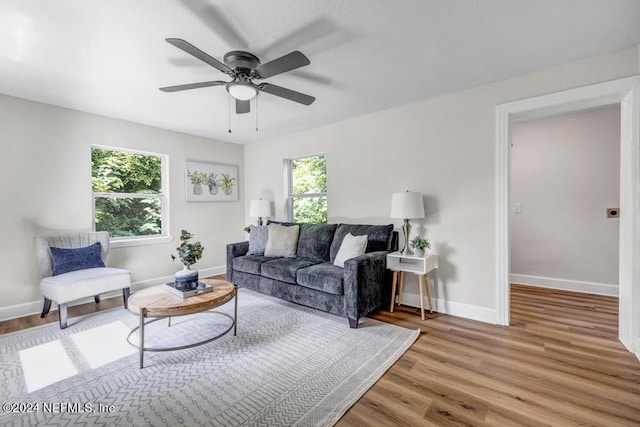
top-left (160, 38), bottom-right (316, 114)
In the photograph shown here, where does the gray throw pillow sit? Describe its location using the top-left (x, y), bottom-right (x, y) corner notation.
top-left (264, 224), bottom-right (300, 257)
top-left (247, 225), bottom-right (269, 255)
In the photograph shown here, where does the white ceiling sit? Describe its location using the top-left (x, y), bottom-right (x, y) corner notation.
top-left (1, 1), bottom-right (640, 144)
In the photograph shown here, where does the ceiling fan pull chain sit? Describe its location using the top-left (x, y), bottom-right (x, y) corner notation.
top-left (255, 95), bottom-right (259, 132)
top-left (228, 93), bottom-right (232, 133)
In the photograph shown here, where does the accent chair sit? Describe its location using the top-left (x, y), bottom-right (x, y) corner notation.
top-left (34, 231), bottom-right (131, 329)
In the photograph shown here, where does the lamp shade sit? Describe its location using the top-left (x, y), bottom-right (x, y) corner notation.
top-left (390, 192), bottom-right (425, 219)
top-left (249, 199), bottom-right (272, 218)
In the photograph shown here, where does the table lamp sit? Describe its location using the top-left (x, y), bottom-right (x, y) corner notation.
top-left (249, 199), bottom-right (272, 226)
top-left (390, 191), bottom-right (425, 255)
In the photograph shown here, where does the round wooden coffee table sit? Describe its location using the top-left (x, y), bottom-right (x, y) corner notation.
top-left (126, 278), bottom-right (237, 368)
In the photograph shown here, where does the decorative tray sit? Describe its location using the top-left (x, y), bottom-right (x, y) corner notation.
top-left (164, 282), bottom-right (213, 299)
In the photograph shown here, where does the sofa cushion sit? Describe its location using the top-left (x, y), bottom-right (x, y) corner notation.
top-left (40, 267), bottom-right (130, 304)
top-left (297, 223), bottom-right (337, 261)
top-left (247, 225), bottom-right (268, 255)
top-left (330, 224), bottom-right (394, 263)
top-left (232, 255), bottom-right (277, 275)
top-left (261, 257), bottom-right (321, 284)
top-left (265, 224), bottom-right (300, 257)
top-left (297, 262), bottom-right (344, 295)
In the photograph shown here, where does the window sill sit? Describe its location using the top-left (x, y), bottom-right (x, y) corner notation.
top-left (110, 235), bottom-right (173, 248)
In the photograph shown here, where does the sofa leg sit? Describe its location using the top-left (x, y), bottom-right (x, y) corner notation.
top-left (40, 298), bottom-right (52, 318)
top-left (123, 288), bottom-right (131, 309)
top-left (348, 318), bottom-right (359, 329)
top-left (58, 304), bottom-right (68, 329)
top-left (94, 295), bottom-right (101, 304)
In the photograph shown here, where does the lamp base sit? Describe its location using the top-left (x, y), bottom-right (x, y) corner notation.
top-left (400, 219), bottom-right (414, 255)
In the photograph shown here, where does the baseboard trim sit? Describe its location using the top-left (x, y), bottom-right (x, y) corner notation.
top-left (510, 274), bottom-right (618, 297)
top-left (399, 292), bottom-right (496, 324)
top-left (0, 266), bottom-right (226, 322)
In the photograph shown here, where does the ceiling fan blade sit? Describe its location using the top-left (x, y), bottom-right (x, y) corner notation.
top-left (165, 38), bottom-right (232, 74)
top-left (259, 83), bottom-right (315, 105)
top-left (255, 51), bottom-right (310, 79)
top-left (236, 99), bottom-right (250, 114)
top-left (159, 81), bottom-right (226, 92)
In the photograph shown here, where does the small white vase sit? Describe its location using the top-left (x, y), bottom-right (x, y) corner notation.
top-left (413, 248), bottom-right (425, 257)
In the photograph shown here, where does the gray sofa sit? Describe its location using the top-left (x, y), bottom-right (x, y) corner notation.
top-left (226, 222), bottom-right (398, 328)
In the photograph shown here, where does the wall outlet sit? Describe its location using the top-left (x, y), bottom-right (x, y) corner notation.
top-left (607, 208), bottom-right (619, 218)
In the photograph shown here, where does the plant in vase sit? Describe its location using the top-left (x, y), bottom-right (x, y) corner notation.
top-left (220, 172), bottom-right (236, 195)
top-left (171, 229), bottom-right (205, 289)
top-left (409, 236), bottom-right (430, 257)
top-left (206, 173), bottom-right (219, 195)
top-left (187, 170), bottom-right (207, 195)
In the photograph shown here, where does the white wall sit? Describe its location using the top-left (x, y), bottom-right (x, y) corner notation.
top-left (244, 47), bottom-right (639, 322)
top-left (0, 95), bottom-right (245, 317)
top-left (510, 107), bottom-right (620, 293)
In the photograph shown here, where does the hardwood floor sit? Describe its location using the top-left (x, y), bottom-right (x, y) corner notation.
top-left (338, 285), bottom-right (640, 426)
top-left (2, 283), bottom-right (639, 425)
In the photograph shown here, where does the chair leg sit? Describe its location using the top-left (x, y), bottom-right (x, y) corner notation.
top-left (94, 295), bottom-right (101, 304)
top-left (58, 303), bottom-right (68, 329)
top-left (123, 287), bottom-right (131, 309)
top-left (348, 318), bottom-right (359, 329)
top-left (40, 298), bottom-right (52, 318)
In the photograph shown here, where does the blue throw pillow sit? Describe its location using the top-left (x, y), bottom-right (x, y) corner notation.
top-left (50, 242), bottom-right (105, 276)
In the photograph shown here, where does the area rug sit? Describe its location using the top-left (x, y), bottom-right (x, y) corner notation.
top-left (0, 288), bottom-right (419, 426)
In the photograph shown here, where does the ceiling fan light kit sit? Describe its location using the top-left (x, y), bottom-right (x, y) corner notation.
top-left (160, 38), bottom-right (315, 117)
top-left (226, 81), bottom-right (257, 101)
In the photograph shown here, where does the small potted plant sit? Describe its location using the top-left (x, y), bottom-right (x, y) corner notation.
top-left (187, 170), bottom-right (207, 195)
top-left (220, 172), bottom-right (236, 195)
top-left (206, 172), bottom-right (219, 195)
top-left (171, 229), bottom-right (205, 288)
top-left (410, 236), bottom-right (430, 257)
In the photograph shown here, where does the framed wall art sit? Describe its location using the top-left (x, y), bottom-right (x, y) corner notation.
top-left (185, 161), bottom-right (238, 202)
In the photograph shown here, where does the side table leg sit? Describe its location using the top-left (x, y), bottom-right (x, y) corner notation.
top-left (418, 275), bottom-right (425, 320)
top-left (398, 271), bottom-right (405, 306)
top-left (139, 308), bottom-right (146, 369)
top-left (425, 273), bottom-right (434, 313)
top-left (390, 270), bottom-right (398, 312)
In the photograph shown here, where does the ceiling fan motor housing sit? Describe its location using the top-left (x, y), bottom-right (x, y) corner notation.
top-left (223, 51), bottom-right (260, 71)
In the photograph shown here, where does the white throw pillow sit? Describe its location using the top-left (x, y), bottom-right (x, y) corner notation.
top-left (333, 233), bottom-right (368, 267)
top-left (264, 224), bottom-right (300, 257)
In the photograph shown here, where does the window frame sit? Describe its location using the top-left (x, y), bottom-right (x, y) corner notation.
top-left (286, 154), bottom-right (327, 223)
top-left (91, 145), bottom-right (170, 247)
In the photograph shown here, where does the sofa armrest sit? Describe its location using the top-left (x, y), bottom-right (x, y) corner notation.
top-left (226, 241), bottom-right (249, 283)
top-left (343, 251), bottom-right (390, 321)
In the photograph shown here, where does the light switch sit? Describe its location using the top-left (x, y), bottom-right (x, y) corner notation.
top-left (513, 203), bottom-right (523, 214)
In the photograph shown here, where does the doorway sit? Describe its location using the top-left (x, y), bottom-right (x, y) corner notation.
top-left (510, 106), bottom-right (621, 298)
top-left (495, 76), bottom-right (640, 356)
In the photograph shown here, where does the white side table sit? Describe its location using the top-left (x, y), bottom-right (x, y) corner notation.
top-left (387, 251), bottom-right (438, 320)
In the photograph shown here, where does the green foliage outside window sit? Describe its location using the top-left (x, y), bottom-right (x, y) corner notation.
top-left (91, 147), bottom-right (163, 238)
top-left (291, 156), bottom-right (327, 224)
top-left (293, 197), bottom-right (327, 224)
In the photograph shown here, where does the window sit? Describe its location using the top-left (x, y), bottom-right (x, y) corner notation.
top-left (287, 155), bottom-right (327, 223)
top-left (91, 146), bottom-right (167, 241)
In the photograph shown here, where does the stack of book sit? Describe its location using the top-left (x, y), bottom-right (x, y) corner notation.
top-left (164, 282), bottom-right (213, 298)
